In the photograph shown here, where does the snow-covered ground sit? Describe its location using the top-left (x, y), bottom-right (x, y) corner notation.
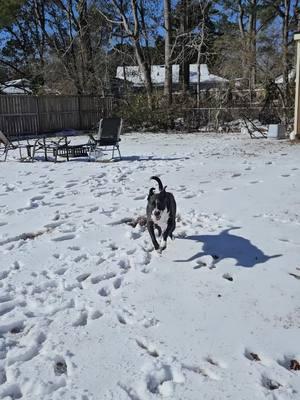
top-left (0, 132), bottom-right (300, 400)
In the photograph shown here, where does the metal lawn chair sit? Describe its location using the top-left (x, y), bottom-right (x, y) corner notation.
top-left (89, 117), bottom-right (123, 160)
top-left (0, 131), bottom-right (34, 161)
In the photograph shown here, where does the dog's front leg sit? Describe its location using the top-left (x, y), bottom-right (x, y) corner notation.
top-left (160, 221), bottom-right (173, 251)
top-left (147, 221), bottom-right (160, 251)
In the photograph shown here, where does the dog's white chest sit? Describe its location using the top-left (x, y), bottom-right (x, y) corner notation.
top-left (153, 209), bottom-right (169, 231)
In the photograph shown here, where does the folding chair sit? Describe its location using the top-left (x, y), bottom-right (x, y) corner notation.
top-left (0, 131), bottom-right (34, 161)
top-left (89, 118), bottom-right (123, 160)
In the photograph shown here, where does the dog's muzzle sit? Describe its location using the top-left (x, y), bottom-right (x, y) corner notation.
top-left (154, 210), bottom-right (160, 218)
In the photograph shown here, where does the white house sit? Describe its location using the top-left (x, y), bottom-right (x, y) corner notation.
top-left (0, 79), bottom-right (32, 95)
top-left (275, 69), bottom-right (295, 85)
top-left (116, 64), bottom-right (228, 89)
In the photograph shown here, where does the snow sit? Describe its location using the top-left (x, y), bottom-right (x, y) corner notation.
top-left (116, 64), bottom-right (228, 87)
top-left (275, 69), bottom-right (296, 85)
top-left (0, 131), bottom-right (300, 400)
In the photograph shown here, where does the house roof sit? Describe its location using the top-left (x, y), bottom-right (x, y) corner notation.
top-left (0, 79), bottom-right (32, 94)
top-left (275, 69), bottom-right (295, 84)
top-left (116, 64), bottom-right (228, 86)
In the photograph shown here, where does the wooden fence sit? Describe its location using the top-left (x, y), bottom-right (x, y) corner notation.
top-left (0, 95), bottom-right (114, 138)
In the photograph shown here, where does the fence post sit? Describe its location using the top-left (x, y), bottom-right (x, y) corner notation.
top-left (36, 96), bottom-right (41, 135)
top-left (78, 96), bottom-right (82, 130)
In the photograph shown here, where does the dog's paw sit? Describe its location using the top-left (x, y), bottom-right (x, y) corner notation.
top-left (160, 239), bottom-right (167, 249)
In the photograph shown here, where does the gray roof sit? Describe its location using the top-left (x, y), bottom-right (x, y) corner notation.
top-left (116, 64), bottom-right (228, 87)
top-left (0, 79), bottom-right (32, 94)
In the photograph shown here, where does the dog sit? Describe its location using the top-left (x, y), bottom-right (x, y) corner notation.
top-left (146, 176), bottom-right (176, 252)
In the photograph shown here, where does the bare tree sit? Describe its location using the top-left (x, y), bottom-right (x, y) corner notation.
top-left (164, 0), bottom-right (172, 105)
top-left (99, 0), bottom-right (154, 108)
top-left (179, 0), bottom-right (190, 93)
top-left (31, 0), bottom-right (111, 94)
top-left (183, 0), bottom-right (212, 107)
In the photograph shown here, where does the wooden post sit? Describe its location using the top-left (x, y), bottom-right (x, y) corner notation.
top-left (294, 33), bottom-right (300, 139)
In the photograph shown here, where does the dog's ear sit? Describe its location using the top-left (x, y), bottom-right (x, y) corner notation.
top-left (148, 187), bottom-right (155, 200)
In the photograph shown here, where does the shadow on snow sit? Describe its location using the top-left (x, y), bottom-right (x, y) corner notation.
top-left (175, 227), bottom-right (281, 268)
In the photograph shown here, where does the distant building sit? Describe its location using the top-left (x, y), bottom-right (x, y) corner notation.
top-left (116, 64), bottom-right (228, 89)
top-left (275, 69), bottom-right (296, 85)
top-left (0, 79), bottom-right (32, 95)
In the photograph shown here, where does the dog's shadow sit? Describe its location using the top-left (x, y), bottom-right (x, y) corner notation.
top-left (175, 227), bottom-right (281, 268)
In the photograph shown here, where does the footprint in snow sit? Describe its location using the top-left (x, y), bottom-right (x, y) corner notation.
top-left (182, 363), bottom-right (220, 381)
top-left (54, 267), bottom-right (68, 276)
top-left (91, 272), bottom-right (116, 284)
top-left (249, 180), bottom-right (261, 184)
top-left (136, 338), bottom-right (159, 358)
top-left (183, 193), bottom-right (197, 199)
top-left (116, 308), bottom-right (136, 325)
top-left (113, 277), bottom-right (123, 289)
top-left (277, 354), bottom-right (300, 371)
top-left (89, 309), bottom-right (103, 320)
top-left (64, 182), bottom-right (77, 188)
top-left (73, 254), bottom-right (88, 263)
top-left (261, 374), bottom-right (282, 391)
top-left (0, 271), bottom-right (10, 280)
top-left (143, 361), bottom-right (185, 397)
top-left (98, 287), bottom-right (111, 297)
top-left (88, 206), bottom-right (99, 213)
top-left (0, 383), bottom-right (22, 399)
top-left (68, 245), bottom-right (81, 251)
top-left (51, 234), bottom-right (76, 242)
top-left (0, 368), bottom-right (7, 385)
top-left (134, 195), bottom-right (146, 200)
top-left (54, 356), bottom-right (68, 376)
top-left (76, 273), bottom-right (91, 282)
top-left (222, 273), bottom-right (234, 282)
top-left (288, 272), bottom-right (300, 280)
top-left (205, 356), bottom-right (227, 369)
top-left (72, 311), bottom-right (88, 327)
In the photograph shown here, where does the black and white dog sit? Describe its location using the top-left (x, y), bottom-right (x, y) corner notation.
top-left (146, 176), bottom-right (176, 252)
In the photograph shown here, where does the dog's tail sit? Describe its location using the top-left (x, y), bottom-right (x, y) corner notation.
top-left (151, 176), bottom-right (164, 191)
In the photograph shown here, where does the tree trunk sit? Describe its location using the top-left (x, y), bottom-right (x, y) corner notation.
top-left (282, 0), bottom-right (291, 125)
top-left (179, 0), bottom-right (189, 93)
top-left (134, 40), bottom-right (153, 108)
top-left (78, 0), bottom-right (95, 93)
top-left (196, 48), bottom-right (201, 108)
top-left (248, 0), bottom-right (257, 92)
top-left (238, 0), bottom-right (247, 82)
top-left (164, 0), bottom-right (172, 105)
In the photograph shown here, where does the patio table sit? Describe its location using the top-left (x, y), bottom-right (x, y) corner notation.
top-left (31, 130), bottom-right (94, 161)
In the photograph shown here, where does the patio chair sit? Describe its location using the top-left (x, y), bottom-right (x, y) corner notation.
top-left (89, 117), bottom-right (123, 160)
top-left (0, 131), bottom-right (34, 161)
